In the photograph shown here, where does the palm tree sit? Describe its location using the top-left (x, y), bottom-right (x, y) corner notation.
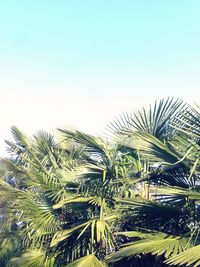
top-left (0, 98), bottom-right (200, 267)
top-left (106, 99), bottom-right (200, 266)
top-left (0, 125), bottom-right (142, 266)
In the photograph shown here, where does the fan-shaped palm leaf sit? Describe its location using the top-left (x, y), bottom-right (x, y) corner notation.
top-left (108, 98), bottom-right (185, 140)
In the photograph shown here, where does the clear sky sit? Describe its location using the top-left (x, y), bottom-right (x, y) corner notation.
top-left (0, 1), bottom-right (200, 155)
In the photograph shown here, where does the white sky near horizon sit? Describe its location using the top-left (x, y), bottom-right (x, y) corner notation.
top-left (0, 90), bottom-right (198, 157)
top-left (1, 1), bottom-right (200, 156)
top-left (0, 90), bottom-right (156, 156)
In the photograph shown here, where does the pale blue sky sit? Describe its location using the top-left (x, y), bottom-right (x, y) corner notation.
top-left (0, 1), bottom-right (200, 155)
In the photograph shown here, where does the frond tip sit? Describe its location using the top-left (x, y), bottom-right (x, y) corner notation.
top-left (66, 254), bottom-right (105, 267)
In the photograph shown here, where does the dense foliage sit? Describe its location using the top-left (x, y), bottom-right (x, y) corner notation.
top-left (0, 98), bottom-right (200, 267)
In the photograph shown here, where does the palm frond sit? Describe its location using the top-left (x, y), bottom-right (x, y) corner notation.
top-left (151, 185), bottom-right (200, 201)
top-left (123, 132), bottom-right (187, 168)
top-left (108, 98), bottom-right (185, 140)
top-left (50, 221), bottom-right (91, 247)
top-left (58, 129), bottom-right (107, 156)
top-left (106, 233), bottom-right (190, 263)
top-left (0, 237), bottom-right (19, 266)
top-left (166, 244), bottom-right (200, 267)
top-left (173, 104), bottom-right (200, 139)
top-left (66, 254), bottom-right (105, 267)
top-left (10, 250), bottom-right (56, 267)
top-left (53, 196), bottom-right (103, 209)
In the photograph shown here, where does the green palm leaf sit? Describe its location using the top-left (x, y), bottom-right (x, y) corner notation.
top-left (0, 237), bottom-right (19, 266)
top-left (151, 185), bottom-right (200, 201)
top-left (106, 234), bottom-right (190, 263)
top-left (166, 244), bottom-right (200, 267)
top-left (50, 221), bottom-right (91, 247)
top-left (173, 104), bottom-right (200, 139)
top-left (66, 254), bottom-right (105, 267)
top-left (108, 98), bottom-right (185, 139)
top-left (124, 132), bottom-right (186, 167)
top-left (10, 250), bottom-right (56, 267)
top-left (53, 196), bottom-right (103, 209)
